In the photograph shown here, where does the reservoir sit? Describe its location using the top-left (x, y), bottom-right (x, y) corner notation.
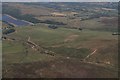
top-left (2, 14), bottom-right (32, 26)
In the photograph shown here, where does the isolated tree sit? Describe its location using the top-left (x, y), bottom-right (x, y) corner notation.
top-left (79, 28), bottom-right (82, 31)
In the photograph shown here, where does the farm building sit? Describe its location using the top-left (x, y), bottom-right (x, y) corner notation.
top-left (51, 12), bottom-right (67, 17)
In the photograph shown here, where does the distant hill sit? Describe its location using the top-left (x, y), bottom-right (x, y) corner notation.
top-left (23, 2), bottom-right (118, 11)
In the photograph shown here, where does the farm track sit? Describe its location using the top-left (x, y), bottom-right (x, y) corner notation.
top-left (81, 49), bottom-right (118, 70)
top-left (83, 49), bottom-right (97, 61)
top-left (82, 61), bottom-right (118, 72)
top-left (26, 36), bottom-right (56, 56)
top-left (3, 36), bottom-right (56, 63)
top-left (6, 36), bottom-right (56, 56)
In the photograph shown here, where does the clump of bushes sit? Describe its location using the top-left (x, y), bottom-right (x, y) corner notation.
top-left (3, 28), bottom-right (15, 34)
top-left (48, 25), bottom-right (58, 29)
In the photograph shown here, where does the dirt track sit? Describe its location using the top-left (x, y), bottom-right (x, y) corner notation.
top-left (27, 36), bottom-right (56, 56)
top-left (83, 49), bottom-right (97, 61)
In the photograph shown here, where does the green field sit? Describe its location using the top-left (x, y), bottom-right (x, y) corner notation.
top-left (3, 23), bottom-right (118, 78)
top-left (2, 2), bottom-right (118, 78)
top-left (0, 2), bottom-right (119, 78)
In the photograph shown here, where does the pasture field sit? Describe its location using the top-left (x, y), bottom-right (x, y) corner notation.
top-left (3, 23), bottom-right (118, 78)
top-left (2, 2), bottom-right (118, 78)
top-left (36, 16), bottom-right (118, 32)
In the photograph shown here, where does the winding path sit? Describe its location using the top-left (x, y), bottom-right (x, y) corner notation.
top-left (27, 36), bottom-right (55, 56)
top-left (27, 36), bottom-right (38, 48)
top-left (83, 49), bottom-right (97, 61)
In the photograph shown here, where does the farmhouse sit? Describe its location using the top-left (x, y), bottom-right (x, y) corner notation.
top-left (51, 12), bottom-right (67, 17)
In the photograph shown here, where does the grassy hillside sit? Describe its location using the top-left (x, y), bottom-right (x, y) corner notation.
top-left (36, 16), bottom-right (118, 32)
top-left (2, 2), bottom-right (118, 78)
top-left (80, 17), bottom-right (118, 31)
top-left (3, 24), bottom-right (118, 78)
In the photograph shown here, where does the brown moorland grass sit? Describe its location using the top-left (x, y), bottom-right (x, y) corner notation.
top-left (3, 57), bottom-right (118, 78)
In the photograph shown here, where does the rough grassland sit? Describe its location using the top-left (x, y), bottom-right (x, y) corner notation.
top-left (3, 24), bottom-right (118, 78)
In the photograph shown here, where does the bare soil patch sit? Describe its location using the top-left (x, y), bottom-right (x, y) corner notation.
top-left (64, 34), bottom-right (79, 42)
